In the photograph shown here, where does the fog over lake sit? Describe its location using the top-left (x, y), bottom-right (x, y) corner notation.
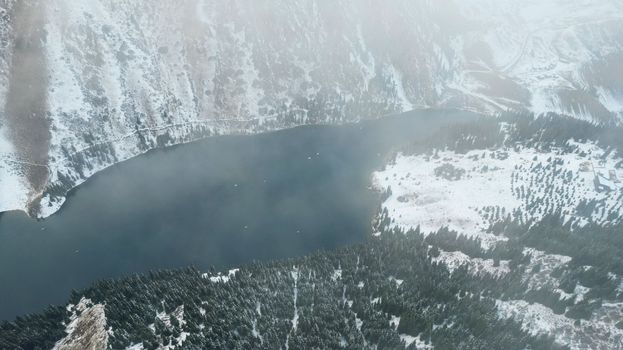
top-left (0, 110), bottom-right (475, 320)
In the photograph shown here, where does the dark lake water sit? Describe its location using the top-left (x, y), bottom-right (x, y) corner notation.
top-left (0, 109), bottom-right (476, 320)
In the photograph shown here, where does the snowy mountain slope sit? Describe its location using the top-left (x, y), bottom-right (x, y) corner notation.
top-left (372, 119), bottom-right (623, 349)
top-left (1, 0), bottom-right (623, 217)
top-left (497, 299), bottom-right (623, 350)
top-left (373, 140), bottom-right (623, 243)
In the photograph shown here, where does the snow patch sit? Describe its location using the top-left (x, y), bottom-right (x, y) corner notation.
top-left (497, 299), bottom-right (623, 350)
top-left (433, 250), bottom-right (510, 277)
top-left (373, 141), bottom-right (623, 244)
top-left (203, 268), bottom-right (239, 283)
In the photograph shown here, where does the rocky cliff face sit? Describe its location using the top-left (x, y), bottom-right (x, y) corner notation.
top-left (1, 0), bottom-right (622, 217)
top-left (52, 298), bottom-right (108, 350)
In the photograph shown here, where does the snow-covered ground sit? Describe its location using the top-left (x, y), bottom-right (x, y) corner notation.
top-left (126, 304), bottom-right (189, 350)
top-left (373, 138), bottom-right (623, 349)
top-left (373, 140), bottom-right (623, 242)
top-left (454, 0), bottom-right (623, 120)
top-left (522, 248), bottom-right (572, 291)
top-left (202, 268), bottom-right (239, 283)
top-left (497, 300), bottom-right (623, 350)
top-left (399, 333), bottom-right (434, 349)
top-left (371, 137), bottom-right (623, 316)
top-left (432, 250), bottom-right (510, 277)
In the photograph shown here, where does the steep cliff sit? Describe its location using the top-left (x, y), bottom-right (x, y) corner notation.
top-left (1, 0), bottom-right (622, 217)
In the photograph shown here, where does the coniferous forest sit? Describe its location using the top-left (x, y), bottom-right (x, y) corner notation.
top-left (1, 227), bottom-right (569, 350)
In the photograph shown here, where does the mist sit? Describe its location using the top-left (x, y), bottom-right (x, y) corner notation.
top-left (1, 0), bottom-right (622, 217)
top-left (0, 2), bottom-right (622, 348)
top-left (0, 109), bottom-right (472, 320)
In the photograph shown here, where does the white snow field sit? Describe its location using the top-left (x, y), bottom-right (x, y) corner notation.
top-left (373, 140), bottom-right (623, 242)
top-left (373, 139), bottom-right (623, 349)
top-left (497, 300), bottom-right (623, 350)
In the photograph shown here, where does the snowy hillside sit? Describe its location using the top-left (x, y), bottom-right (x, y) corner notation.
top-left (1, 0), bottom-right (623, 217)
top-left (372, 116), bottom-right (623, 349)
top-left (373, 140), bottom-right (623, 244)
